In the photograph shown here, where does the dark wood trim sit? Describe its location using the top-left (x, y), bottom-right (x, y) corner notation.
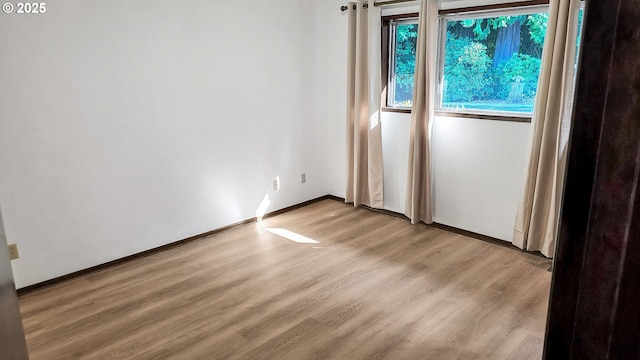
top-left (428, 222), bottom-right (548, 259)
top-left (361, 204), bottom-right (410, 221)
top-left (381, 12), bottom-right (419, 22)
top-left (439, 0), bottom-right (550, 15)
top-left (382, 107), bottom-right (411, 114)
top-left (381, 13), bottom-right (419, 109)
top-left (17, 195), bottom-right (334, 296)
top-left (380, 107), bottom-right (537, 124)
top-left (374, 0), bottom-right (418, 7)
top-left (325, 195), bottom-right (345, 203)
top-left (327, 196), bottom-right (547, 259)
top-left (367, 0), bottom-right (548, 14)
top-left (381, 18), bottom-right (390, 107)
top-left (543, 0), bottom-right (640, 357)
top-left (435, 110), bottom-right (532, 123)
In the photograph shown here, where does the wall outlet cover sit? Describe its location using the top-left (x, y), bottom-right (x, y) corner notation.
top-left (8, 244), bottom-right (19, 260)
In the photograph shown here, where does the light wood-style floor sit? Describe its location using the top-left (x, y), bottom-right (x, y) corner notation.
top-left (19, 199), bottom-right (552, 360)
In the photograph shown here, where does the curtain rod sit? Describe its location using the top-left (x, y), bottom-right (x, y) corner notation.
top-left (340, 0), bottom-right (418, 12)
top-left (340, 4), bottom-right (368, 11)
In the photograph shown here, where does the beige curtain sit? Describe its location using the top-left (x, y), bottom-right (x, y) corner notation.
top-left (405, 0), bottom-right (439, 224)
top-left (346, 0), bottom-right (384, 209)
top-left (513, 0), bottom-right (581, 257)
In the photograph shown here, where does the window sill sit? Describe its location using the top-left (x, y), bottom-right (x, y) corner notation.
top-left (434, 110), bottom-right (532, 123)
top-left (381, 108), bottom-right (532, 123)
top-left (382, 107), bottom-right (411, 114)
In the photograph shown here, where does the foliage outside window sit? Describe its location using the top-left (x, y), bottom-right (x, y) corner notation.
top-left (388, 20), bottom-right (418, 108)
top-left (440, 9), bottom-right (549, 115)
top-left (385, 6), bottom-right (584, 116)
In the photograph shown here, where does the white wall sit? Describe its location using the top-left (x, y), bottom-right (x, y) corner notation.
top-left (381, 113), bottom-right (411, 214)
top-left (432, 116), bottom-right (530, 240)
top-left (379, 113), bottom-right (530, 241)
top-left (0, 0), bottom-right (534, 288)
top-left (325, 0), bottom-right (532, 242)
top-left (325, 1), bottom-right (349, 199)
top-left (0, 0), bottom-right (329, 288)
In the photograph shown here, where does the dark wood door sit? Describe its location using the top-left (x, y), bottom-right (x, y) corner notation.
top-left (0, 207), bottom-right (29, 359)
top-left (544, 0), bottom-right (640, 358)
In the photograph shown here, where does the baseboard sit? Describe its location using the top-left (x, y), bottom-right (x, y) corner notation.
top-left (331, 196), bottom-right (545, 258)
top-left (325, 194), bottom-right (345, 202)
top-left (17, 195), bottom-right (333, 296)
top-left (428, 222), bottom-right (524, 253)
top-left (18, 195), bottom-right (545, 295)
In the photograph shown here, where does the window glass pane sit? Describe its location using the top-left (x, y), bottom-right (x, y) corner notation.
top-left (441, 12), bottom-right (548, 114)
top-left (390, 22), bottom-right (418, 107)
top-left (575, 7), bottom-right (585, 63)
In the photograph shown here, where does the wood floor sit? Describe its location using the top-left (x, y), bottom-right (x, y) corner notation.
top-left (19, 199), bottom-right (552, 360)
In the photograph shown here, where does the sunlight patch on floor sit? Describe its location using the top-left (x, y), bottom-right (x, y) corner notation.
top-left (263, 228), bottom-right (320, 244)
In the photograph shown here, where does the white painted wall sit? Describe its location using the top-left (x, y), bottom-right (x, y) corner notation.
top-left (381, 113), bottom-right (411, 214)
top-left (432, 117), bottom-right (530, 240)
top-left (0, 0), bottom-right (534, 288)
top-left (0, 0), bottom-right (329, 288)
top-left (378, 113), bottom-right (530, 241)
top-left (325, 0), bottom-right (349, 199)
top-left (325, 0), bottom-right (532, 241)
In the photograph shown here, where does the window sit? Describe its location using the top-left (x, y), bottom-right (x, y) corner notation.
top-left (439, 7), bottom-right (549, 116)
top-left (575, 4), bottom-right (585, 66)
top-left (386, 18), bottom-right (418, 108)
top-left (383, 4), bottom-right (585, 118)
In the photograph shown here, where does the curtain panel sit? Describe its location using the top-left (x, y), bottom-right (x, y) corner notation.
top-left (345, 0), bottom-right (384, 209)
top-left (405, 0), bottom-right (439, 224)
top-left (513, 0), bottom-right (581, 257)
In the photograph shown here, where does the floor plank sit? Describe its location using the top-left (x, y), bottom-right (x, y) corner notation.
top-left (19, 199), bottom-right (552, 359)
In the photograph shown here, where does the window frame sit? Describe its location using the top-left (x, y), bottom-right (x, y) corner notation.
top-left (436, 4), bottom-right (550, 120)
top-left (381, 0), bottom-right (556, 122)
top-left (382, 13), bottom-right (419, 114)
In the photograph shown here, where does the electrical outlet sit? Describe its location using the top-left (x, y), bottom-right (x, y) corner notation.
top-left (273, 177), bottom-right (280, 192)
top-left (8, 244), bottom-right (19, 260)
top-left (301, 173), bottom-right (306, 184)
